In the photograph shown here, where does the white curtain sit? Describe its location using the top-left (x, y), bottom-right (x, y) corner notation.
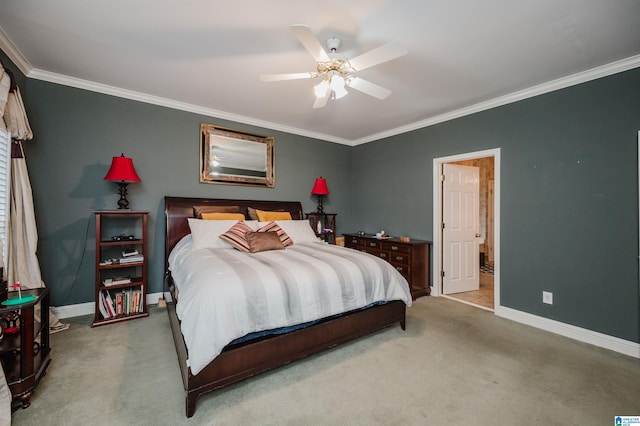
top-left (1, 61), bottom-right (68, 332)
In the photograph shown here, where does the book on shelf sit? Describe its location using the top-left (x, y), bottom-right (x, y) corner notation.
top-left (115, 292), bottom-right (124, 315)
top-left (100, 290), bottom-right (116, 318)
top-left (103, 276), bottom-right (132, 286)
top-left (99, 291), bottom-right (111, 319)
top-left (122, 249), bottom-right (139, 257)
top-left (119, 255), bottom-right (144, 264)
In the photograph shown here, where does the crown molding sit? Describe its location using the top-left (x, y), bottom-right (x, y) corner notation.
top-left (0, 26), bottom-right (32, 75)
top-left (351, 54), bottom-right (640, 146)
top-left (7, 38), bottom-right (640, 147)
top-left (27, 68), bottom-right (353, 146)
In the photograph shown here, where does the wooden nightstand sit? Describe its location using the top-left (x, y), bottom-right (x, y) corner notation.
top-left (305, 213), bottom-right (337, 244)
top-left (343, 233), bottom-right (431, 299)
top-left (0, 288), bottom-right (51, 409)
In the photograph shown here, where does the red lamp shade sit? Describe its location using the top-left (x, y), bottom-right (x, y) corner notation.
top-left (311, 177), bottom-right (329, 213)
top-left (104, 154), bottom-right (141, 209)
top-left (311, 177), bottom-right (330, 195)
top-left (103, 154), bottom-right (142, 182)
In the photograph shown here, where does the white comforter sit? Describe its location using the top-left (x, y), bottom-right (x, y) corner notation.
top-left (169, 237), bottom-right (412, 375)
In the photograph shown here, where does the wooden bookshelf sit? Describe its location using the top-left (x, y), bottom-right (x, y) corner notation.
top-left (92, 211), bottom-right (149, 327)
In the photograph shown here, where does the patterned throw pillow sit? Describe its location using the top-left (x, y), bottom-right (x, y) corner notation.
top-left (257, 221), bottom-right (293, 247)
top-left (219, 221), bottom-right (254, 252)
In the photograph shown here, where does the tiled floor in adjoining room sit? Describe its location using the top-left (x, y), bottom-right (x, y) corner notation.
top-left (448, 270), bottom-right (494, 310)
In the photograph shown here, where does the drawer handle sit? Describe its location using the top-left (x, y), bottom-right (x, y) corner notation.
top-left (391, 246), bottom-right (399, 251)
top-left (396, 266), bottom-right (404, 272)
top-left (368, 242), bottom-right (376, 247)
top-left (396, 256), bottom-right (403, 261)
top-left (380, 253), bottom-right (387, 258)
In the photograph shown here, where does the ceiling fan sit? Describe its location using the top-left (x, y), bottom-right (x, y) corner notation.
top-left (260, 25), bottom-right (407, 108)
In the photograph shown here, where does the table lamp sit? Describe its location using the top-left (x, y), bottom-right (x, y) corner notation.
top-left (311, 177), bottom-right (330, 213)
top-left (104, 153), bottom-right (142, 209)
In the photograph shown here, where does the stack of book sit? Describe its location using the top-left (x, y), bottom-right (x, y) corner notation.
top-left (99, 288), bottom-right (144, 319)
top-left (119, 254), bottom-right (144, 264)
top-left (103, 276), bottom-right (132, 287)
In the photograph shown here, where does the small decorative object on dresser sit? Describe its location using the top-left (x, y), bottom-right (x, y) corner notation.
top-left (93, 210), bottom-right (149, 326)
top-left (344, 233), bottom-right (431, 299)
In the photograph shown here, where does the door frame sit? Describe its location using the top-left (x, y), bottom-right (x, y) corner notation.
top-left (432, 148), bottom-right (501, 311)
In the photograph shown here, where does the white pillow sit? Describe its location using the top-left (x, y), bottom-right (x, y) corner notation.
top-left (188, 218), bottom-right (258, 249)
top-left (258, 220), bottom-right (320, 245)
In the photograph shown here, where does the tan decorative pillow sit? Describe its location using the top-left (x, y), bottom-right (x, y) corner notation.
top-left (255, 209), bottom-right (293, 222)
top-left (247, 207), bottom-right (290, 221)
top-left (246, 231), bottom-right (285, 253)
top-left (201, 212), bottom-right (246, 221)
top-left (257, 221), bottom-right (293, 247)
top-left (193, 205), bottom-right (241, 219)
top-left (218, 221), bottom-right (254, 252)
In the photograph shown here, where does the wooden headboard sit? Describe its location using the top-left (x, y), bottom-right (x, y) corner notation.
top-left (164, 196), bottom-right (304, 270)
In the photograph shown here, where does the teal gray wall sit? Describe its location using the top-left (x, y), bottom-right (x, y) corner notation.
top-left (3, 47), bottom-right (639, 343)
top-left (21, 79), bottom-right (353, 307)
top-left (352, 67), bottom-right (640, 343)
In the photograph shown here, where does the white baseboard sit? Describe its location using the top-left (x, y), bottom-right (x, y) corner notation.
top-left (495, 306), bottom-right (640, 359)
top-left (53, 293), bottom-right (640, 359)
top-left (52, 292), bottom-right (167, 319)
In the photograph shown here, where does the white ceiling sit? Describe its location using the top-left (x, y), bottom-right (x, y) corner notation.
top-left (1, 1), bottom-right (639, 145)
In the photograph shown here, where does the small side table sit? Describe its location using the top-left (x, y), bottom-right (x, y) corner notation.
top-left (0, 288), bottom-right (51, 410)
top-left (305, 213), bottom-right (337, 244)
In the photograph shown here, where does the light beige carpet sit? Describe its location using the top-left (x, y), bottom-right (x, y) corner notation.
top-left (11, 297), bottom-right (640, 425)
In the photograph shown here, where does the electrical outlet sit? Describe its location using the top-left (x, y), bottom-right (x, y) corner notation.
top-left (542, 291), bottom-right (553, 305)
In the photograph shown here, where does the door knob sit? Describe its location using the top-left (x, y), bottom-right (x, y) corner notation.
top-left (475, 233), bottom-right (481, 238)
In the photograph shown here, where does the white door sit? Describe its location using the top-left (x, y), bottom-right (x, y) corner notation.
top-left (442, 163), bottom-right (480, 294)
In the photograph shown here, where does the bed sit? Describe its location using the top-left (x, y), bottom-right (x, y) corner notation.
top-left (164, 196), bottom-right (411, 417)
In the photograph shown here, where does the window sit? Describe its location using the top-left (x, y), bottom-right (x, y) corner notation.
top-left (0, 129), bottom-right (11, 269)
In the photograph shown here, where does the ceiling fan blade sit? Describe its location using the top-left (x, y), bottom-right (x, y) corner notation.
top-left (312, 88), bottom-right (331, 109)
top-left (290, 25), bottom-right (331, 63)
top-left (348, 77), bottom-right (392, 100)
top-left (259, 72), bottom-right (315, 82)
top-left (348, 40), bottom-right (407, 71)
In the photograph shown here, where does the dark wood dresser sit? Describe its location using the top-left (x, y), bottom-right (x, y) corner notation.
top-left (343, 233), bottom-right (431, 299)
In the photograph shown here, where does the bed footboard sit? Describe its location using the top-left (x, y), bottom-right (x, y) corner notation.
top-left (166, 289), bottom-right (406, 417)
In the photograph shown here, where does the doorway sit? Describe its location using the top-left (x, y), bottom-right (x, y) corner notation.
top-left (432, 148), bottom-right (500, 311)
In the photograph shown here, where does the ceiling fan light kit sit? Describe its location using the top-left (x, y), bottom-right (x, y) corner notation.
top-left (259, 25), bottom-right (407, 108)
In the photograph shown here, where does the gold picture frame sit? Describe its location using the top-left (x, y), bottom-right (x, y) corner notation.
top-left (199, 123), bottom-right (275, 187)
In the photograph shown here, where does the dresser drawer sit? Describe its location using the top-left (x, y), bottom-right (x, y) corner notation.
top-left (368, 249), bottom-right (389, 261)
top-left (346, 235), bottom-right (360, 247)
top-left (389, 252), bottom-right (409, 265)
top-left (393, 264), bottom-right (411, 280)
top-left (382, 241), bottom-right (410, 253)
top-left (363, 239), bottom-right (382, 250)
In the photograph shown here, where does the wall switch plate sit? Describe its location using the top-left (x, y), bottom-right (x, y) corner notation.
top-left (542, 291), bottom-right (553, 305)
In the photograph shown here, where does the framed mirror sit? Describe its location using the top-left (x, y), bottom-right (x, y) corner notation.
top-left (200, 123), bottom-right (275, 187)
